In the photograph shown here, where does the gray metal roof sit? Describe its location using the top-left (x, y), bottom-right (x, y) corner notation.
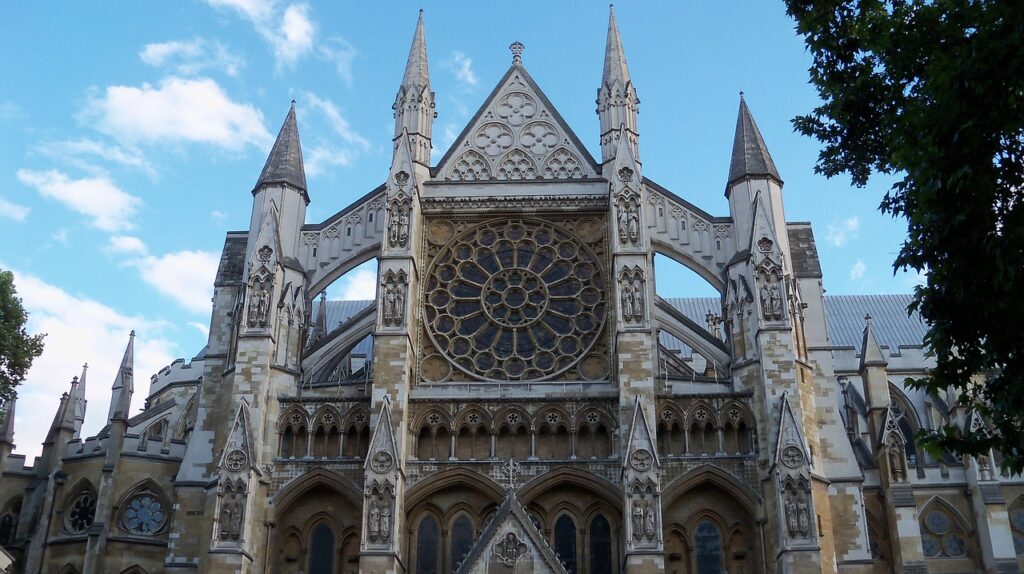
top-left (728, 95), bottom-right (781, 186)
top-left (312, 300), bottom-right (375, 355)
top-left (253, 102), bottom-right (307, 197)
top-left (823, 294), bottom-right (927, 350)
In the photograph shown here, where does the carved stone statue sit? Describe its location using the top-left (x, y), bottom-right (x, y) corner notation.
top-left (631, 500), bottom-right (644, 541)
top-left (632, 284), bottom-right (644, 321)
top-left (643, 501), bottom-right (656, 539)
top-left (398, 210), bottom-right (409, 246)
top-left (220, 491), bottom-right (244, 541)
top-left (628, 208), bottom-right (640, 243)
top-left (618, 208), bottom-right (629, 244)
top-left (368, 499), bottom-right (381, 541)
top-left (388, 208), bottom-right (400, 246)
top-left (383, 288), bottom-right (396, 324)
top-left (379, 500), bottom-right (392, 542)
top-left (784, 497), bottom-right (797, 537)
top-left (888, 441), bottom-right (906, 483)
top-left (769, 283), bottom-right (783, 319)
top-left (621, 284), bottom-right (635, 322)
top-left (759, 284), bottom-right (770, 320)
top-left (977, 453), bottom-right (992, 481)
top-left (796, 497), bottom-right (810, 537)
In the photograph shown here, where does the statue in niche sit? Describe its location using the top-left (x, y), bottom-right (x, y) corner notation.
top-left (219, 489), bottom-right (244, 541)
top-left (617, 207), bottom-right (629, 244)
top-left (628, 207), bottom-right (640, 244)
top-left (887, 439), bottom-right (906, 483)
top-left (368, 499), bottom-right (381, 541)
top-left (631, 499), bottom-right (644, 541)
top-left (769, 283), bottom-right (783, 319)
top-left (784, 496), bottom-right (798, 537)
top-left (643, 500), bottom-right (657, 539)
top-left (382, 276), bottom-right (406, 327)
top-left (632, 283), bottom-right (644, 321)
top-left (977, 453), bottom-right (992, 480)
top-left (388, 203), bottom-right (410, 248)
top-left (247, 282), bottom-right (272, 328)
top-left (380, 501), bottom-right (392, 542)
top-left (796, 495), bottom-right (810, 537)
top-left (621, 284), bottom-right (635, 322)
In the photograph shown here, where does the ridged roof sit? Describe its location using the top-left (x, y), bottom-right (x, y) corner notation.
top-left (253, 102), bottom-right (307, 197)
top-left (728, 95), bottom-right (781, 186)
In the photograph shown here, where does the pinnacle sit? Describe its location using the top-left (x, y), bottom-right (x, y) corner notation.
top-left (728, 94), bottom-right (781, 187)
top-left (253, 102), bottom-right (308, 198)
top-left (402, 10), bottom-right (430, 88)
top-left (603, 4), bottom-right (631, 86)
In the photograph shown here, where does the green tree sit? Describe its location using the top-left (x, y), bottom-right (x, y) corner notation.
top-left (0, 270), bottom-right (45, 403)
top-left (784, 0), bottom-right (1024, 471)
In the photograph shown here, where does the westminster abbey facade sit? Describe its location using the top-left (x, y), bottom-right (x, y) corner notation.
top-left (0, 8), bottom-right (1022, 574)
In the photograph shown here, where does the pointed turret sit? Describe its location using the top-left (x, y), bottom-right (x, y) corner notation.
top-left (728, 94), bottom-right (781, 188)
top-left (598, 5), bottom-right (640, 163)
top-left (45, 379), bottom-right (78, 445)
top-left (72, 362), bottom-right (88, 438)
top-left (859, 315), bottom-right (891, 415)
top-left (253, 101), bottom-right (307, 202)
top-left (393, 10), bottom-right (435, 165)
top-left (107, 331), bottom-right (135, 423)
top-left (0, 395), bottom-right (15, 450)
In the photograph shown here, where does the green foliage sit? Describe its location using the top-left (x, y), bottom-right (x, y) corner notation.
top-left (0, 270), bottom-right (45, 403)
top-left (785, 0), bottom-right (1024, 472)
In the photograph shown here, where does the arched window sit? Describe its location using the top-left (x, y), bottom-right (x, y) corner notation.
top-left (416, 515), bottom-right (440, 574)
top-left (589, 514), bottom-right (612, 574)
top-left (920, 505), bottom-right (969, 558)
top-left (694, 519), bottom-right (723, 574)
top-left (450, 514), bottom-right (474, 571)
top-left (554, 514), bottom-right (578, 574)
top-left (1010, 498), bottom-right (1024, 556)
top-left (308, 521), bottom-right (335, 574)
top-left (0, 512), bottom-right (16, 545)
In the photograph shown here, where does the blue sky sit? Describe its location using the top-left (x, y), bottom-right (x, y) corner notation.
top-left (0, 1), bottom-right (918, 458)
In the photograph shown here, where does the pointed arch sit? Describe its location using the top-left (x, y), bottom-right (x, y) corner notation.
top-left (519, 467), bottom-right (623, 512)
top-left (662, 465), bottom-right (759, 517)
top-left (119, 567), bottom-right (149, 574)
top-left (405, 468), bottom-right (504, 511)
top-left (918, 497), bottom-right (975, 560)
top-left (272, 468), bottom-right (363, 517)
top-left (57, 565), bottom-right (80, 574)
top-left (116, 478), bottom-right (170, 536)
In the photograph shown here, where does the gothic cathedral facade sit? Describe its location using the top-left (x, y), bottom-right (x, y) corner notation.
top-left (1, 8), bottom-right (1022, 574)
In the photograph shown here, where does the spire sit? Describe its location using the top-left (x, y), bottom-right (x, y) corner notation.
top-left (107, 331), bottom-right (135, 423)
top-left (0, 395), bottom-right (15, 446)
top-left (72, 363), bottom-right (88, 438)
top-left (597, 5), bottom-right (639, 163)
top-left (603, 5), bottom-right (631, 87)
top-left (728, 93), bottom-right (781, 187)
top-left (45, 378), bottom-right (78, 444)
top-left (394, 10), bottom-right (435, 165)
top-left (859, 314), bottom-right (888, 370)
top-left (253, 101), bottom-right (308, 201)
top-left (402, 10), bottom-right (429, 89)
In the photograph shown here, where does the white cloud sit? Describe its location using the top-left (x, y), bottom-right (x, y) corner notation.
top-left (0, 101), bottom-right (26, 121)
top-left (0, 196), bottom-right (29, 221)
top-left (130, 250), bottom-right (220, 315)
top-left (52, 228), bottom-right (69, 244)
top-left (36, 138), bottom-right (156, 179)
top-left (850, 260), bottom-right (866, 280)
top-left (210, 210), bottom-right (227, 221)
top-left (17, 169), bottom-right (141, 232)
top-left (305, 145), bottom-right (355, 177)
top-left (446, 51), bottom-right (478, 88)
top-left (83, 77), bottom-right (272, 151)
top-left (825, 216), bottom-right (860, 247)
top-left (319, 37), bottom-right (356, 87)
top-left (107, 235), bottom-right (148, 255)
top-left (188, 321), bottom-right (210, 338)
top-left (140, 37), bottom-right (244, 77)
top-left (340, 268), bottom-right (378, 299)
top-left (7, 268), bottom-right (180, 460)
top-left (302, 92), bottom-right (369, 148)
top-left (206, 0), bottom-right (316, 69)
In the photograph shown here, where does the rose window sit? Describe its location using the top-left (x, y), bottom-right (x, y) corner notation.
top-left (423, 218), bottom-right (607, 381)
top-left (121, 493), bottom-right (167, 535)
top-left (66, 493), bottom-right (97, 534)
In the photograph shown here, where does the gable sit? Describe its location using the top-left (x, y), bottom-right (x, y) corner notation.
top-left (455, 493), bottom-right (569, 574)
top-left (436, 63), bottom-right (599, 182)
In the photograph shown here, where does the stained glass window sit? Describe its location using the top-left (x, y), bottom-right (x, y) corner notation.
top-left (120, 492), bottom-right (167, 535)
top-left (920, 507), bottom-right (968, 558)
top-left (417, 516), bottom-right (440, 574)
top-left (554, 514), bottom-right (577, 574)
top-left (695, 519), bottom-right (722, 574)
top-left (65, 492), bottom-right (96, 534)
top-left (450, 514), bottom-right (474, 572)
top-left (589, 514), bottom-right (612, 574)
top-left (308, 521), bottom-right (335, 574)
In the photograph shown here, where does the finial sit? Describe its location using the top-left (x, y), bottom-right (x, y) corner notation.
top-left (499, 457), bottom-right (522, 492)
top-left (72, 376), bottom-right (78, 384)
top-left (291, 98), bottom-right (296, 106)
top-left (509, 41), bottom-right (525, 64)
top-left (864, 313), bottom-right (872, 323)
top-left (129, 329), bottom-right (136, 337)
top-left (739, 90), bottom-right (745, 99)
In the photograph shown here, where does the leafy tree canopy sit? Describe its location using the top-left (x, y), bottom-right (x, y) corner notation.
top-left (0, 270), bottom-right (45, 404)
top-left (785, 0), bottom-right (1024, 471)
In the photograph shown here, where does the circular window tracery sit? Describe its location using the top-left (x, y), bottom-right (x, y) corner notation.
top-left (120, 492), bottom-right (168, 536)
top-left (65, 492), bottom-right (96, 534)
top-left (423, 218), bottom-right (607, 381)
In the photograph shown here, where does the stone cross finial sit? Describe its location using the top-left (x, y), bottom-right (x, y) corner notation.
top-left (499, 457), bottom-right (521, 491)
top-left (509, 41), bottom-right (525, 63)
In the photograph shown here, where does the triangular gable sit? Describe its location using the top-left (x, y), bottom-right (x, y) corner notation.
top-left (365, 397), bottom-right (399, 473)
top-left (774, 391), bottom-right (810, 470)
top-left (623, 396), bottom-right (660, 471)
top-left (455, 493), bottom-right (569, 574)
top-left (248, 205), bottom-right (283, 277)
top-left (436, 63), bottom-right (599, 182)
top-left (749, 191), bottom-right (782, 270)
top-left (219, 401), bottom-right (255, 474)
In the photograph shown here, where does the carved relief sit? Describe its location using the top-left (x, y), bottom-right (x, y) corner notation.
top-left (218, 479), bottom-right (246, 542)
top-left (381, 269), bottom-right (408, 327)
top-left (366, 483), bottom-right (394, 544)
top-left (246, 276), bottom-right (273, 328)
top-left (496, 92), bottom-right (537, 126)
top-left (496, 149), bottom-right (537, 180)
top-left (448, 150), bottom-right (492, 181)
top-left (475, 123), bottom-right (514, 157)
top-left (757, 263), bottom-right (785, 322)
top-left (541, 148), bottom-right (585, 179)
top-left (387, 197), bottom-right (411, 248)
top-left (618, 266), bottom-right (645, 323)
top-left (782, 480), bottom-right (811, 539)
top-left (886, 435), bottom-right (907, 483)
top-left (628, 481), bottom-right (659, 544)
top-left (616, 190), bottom-right (641, 246)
